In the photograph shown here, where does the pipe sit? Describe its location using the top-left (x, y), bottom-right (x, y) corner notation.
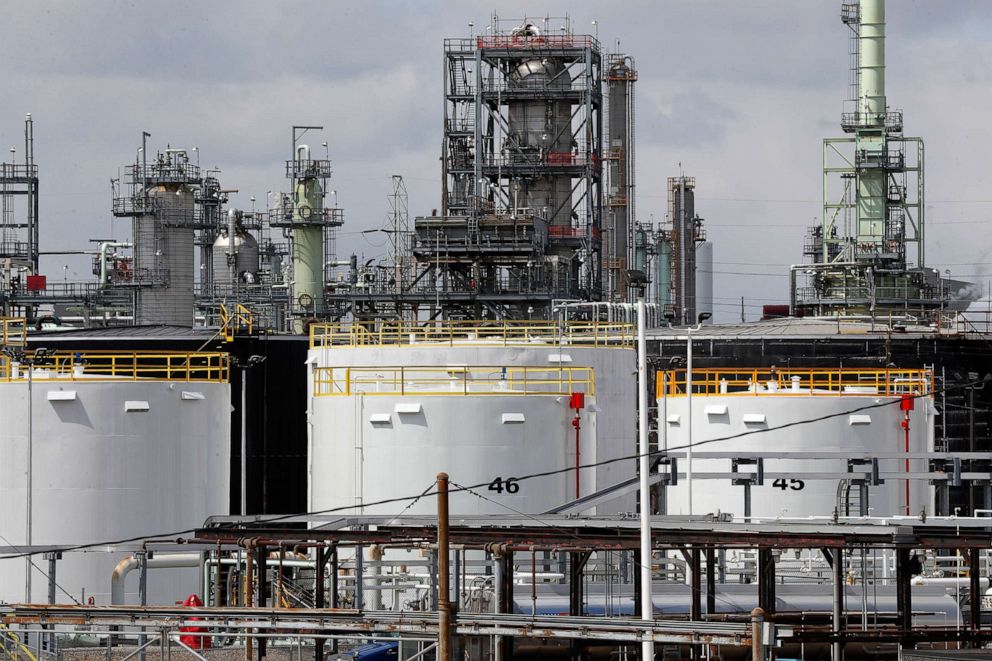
top-left (98, 242), bottom-right (133, 287)
top-left (111, 553), bottom-right (201, 604)
top-left (637, 299), bottom-right (654, 661)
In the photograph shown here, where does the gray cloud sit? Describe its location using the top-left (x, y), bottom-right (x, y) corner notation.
top-left (0, 0), bottom-right (990, 321)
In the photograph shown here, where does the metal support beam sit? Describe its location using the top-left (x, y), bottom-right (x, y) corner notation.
top-left (831, 549), bottom-right (844, 661)
top-left (757, 548), bottom-right (776, 615)
top-left (688, 548), bottom-right (702, 621)
top-left (705, 548), bottom-right (716, 616)
top-left (256, 544), bottom-right (267, 660)
top-left (895, 548), bottom-right (912, 649)
top-left (970, 547), bottom-right (981, 636)
top-left (314, 547), bottom-right (326, 661)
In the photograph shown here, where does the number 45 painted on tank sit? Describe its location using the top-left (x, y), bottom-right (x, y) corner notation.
top-left (771, 478), bottom-right (805, 491)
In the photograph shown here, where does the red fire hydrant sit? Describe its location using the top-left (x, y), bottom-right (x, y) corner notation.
top-left (179, 594), bottom-right (212, 649)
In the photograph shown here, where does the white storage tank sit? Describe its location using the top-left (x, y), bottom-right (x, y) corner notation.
top-left (658, 367), bottom-right (935, 519)
top-left (0, 350), bottom-right (231, 605)
top-left (307, 321), bottom-right (636, 516)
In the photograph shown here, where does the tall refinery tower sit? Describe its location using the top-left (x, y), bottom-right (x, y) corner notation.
top-left (791, 0), bottom-right (937, 318)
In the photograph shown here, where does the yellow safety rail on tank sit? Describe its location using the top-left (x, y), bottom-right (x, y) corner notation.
top-left (0, 351), bottom-right (230, 383)
top-left (310, 320), bottom-right (633, 349)
top-left (0, 318), bottom-right (27, 347)
top-left (657, 367), bottom-right (932, 398)
top-left (313, 365), bottom-right (594, 397)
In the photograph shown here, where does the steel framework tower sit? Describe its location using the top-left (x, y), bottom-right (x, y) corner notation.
top-left (792, 0), bottom-right (940, 319)
top-left (414, 15), bottom-right (604, 319)
top-left (0, 115), bottom-right (39, 274)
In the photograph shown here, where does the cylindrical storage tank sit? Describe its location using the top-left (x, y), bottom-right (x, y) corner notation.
top-left (308, 340), bottom-right (635, 516)
top-left (212, 228), bottom-right (260, 292)
top-left (0, 365), bottom-right (230, 604)
top-left (659, 368), bottom-right (934, 519)
top-left (134, 184), bottom-right (195, 326)
top-left (694, 241), bottom-right (713, 322)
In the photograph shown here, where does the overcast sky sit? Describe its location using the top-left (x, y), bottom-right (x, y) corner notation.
top-left (1, 0), bottom-right (990, 322)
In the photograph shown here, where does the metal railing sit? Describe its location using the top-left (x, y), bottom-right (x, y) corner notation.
top-left (657, 367), bottom-right (932, 398)
top-left (0, 623), bottom-right (36, 661)
top-left (0, 351), bottom-right (229, 383)
top-left (220, 303), bottom-right (254, 342)
top-left (310, 320), bottom-right (633, 349)
top-left (1, 318), bottom-right (26, 347)
top-left (314, 365), bottom-right (594, 397)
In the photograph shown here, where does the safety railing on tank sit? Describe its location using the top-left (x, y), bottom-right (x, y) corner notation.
top-left (0, 351), bottom-right (230, 383)
top-left (0, 318), bottom-right (27, 347)
top-left (313, 365), bottom-right (594, 397)
top-left (310, 320), bottom-right (633, 349)
top-left (657, 367), bottom-right (932, 398)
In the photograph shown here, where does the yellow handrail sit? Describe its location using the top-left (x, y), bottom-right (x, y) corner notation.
top-left (314, 365), bottom-right (594, 398)
top-left (220, 304), bottom-right (254, 342)
top-left (310, 320), bottom-right (633, 349)
top-left (657, 367), bottom-right (933, 398)
top-left (0, 623), bottom-right (36, 661)
top-left (0, 351), bottom-right (230, 383)
top-left (1, 318), bottom-right (27, 347)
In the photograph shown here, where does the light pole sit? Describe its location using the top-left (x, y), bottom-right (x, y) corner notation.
top-left (685, 312), bottom-right (711, 516)
top-left (636, 299), bottom-right (654, 661)
top-left (8, 346), bottom-right (55, 603)
top-left (238, 355), bottom-right (266, 516)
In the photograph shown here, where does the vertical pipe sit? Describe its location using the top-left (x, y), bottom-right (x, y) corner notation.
top-left (241, 366), bottom-right (248, 516)
top-left (687, 330), bottom-right (694, 515)
top-left (256, 544), bottom-right (267, 660)
top-left (751, 608), bottom-right (765, 661)
top-left (314, 547), bottom-right (326, 661)
top-left (637, 299), bottom-right (654, 661)
top-left (705, 548), bottom-right (716, 616)
top-left (970, 547), bottom-right (981, 635)
top-left (833, 550), bottom-right (844, 661)
top-left (437, 473), bottom-right (451, 661)
top-left (25, 367), bottom-right (32, 603)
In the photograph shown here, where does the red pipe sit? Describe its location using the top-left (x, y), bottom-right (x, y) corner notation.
top-left (571, 413), bottom-right (581, 499)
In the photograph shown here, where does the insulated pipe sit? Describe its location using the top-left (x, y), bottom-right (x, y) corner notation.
top-left (859, 0), bottom-right (886, 122)
top-left (98, 242), bottom-right (133, 286)
top-left (111, 553), bottom-right (201, 604)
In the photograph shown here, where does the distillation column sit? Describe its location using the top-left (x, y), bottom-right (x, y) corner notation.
top-left (291, 145), bottom-right (325, 322)
top-left (855, 0), bottom-right (888, 257)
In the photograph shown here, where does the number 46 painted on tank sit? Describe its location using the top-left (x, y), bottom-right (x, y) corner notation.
top-left (488, 477), bottom-right (521, 494)
top-left (771, 478), bottom-right (805, 491)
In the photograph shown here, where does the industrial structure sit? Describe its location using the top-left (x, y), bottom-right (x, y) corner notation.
top-left (3, 4), bottom-right (992, 661)
top-left (790, 0), bottom-right (945, 319)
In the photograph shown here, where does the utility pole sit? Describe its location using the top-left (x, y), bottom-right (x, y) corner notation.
top-left (437, 472), bottom-right (452, 661)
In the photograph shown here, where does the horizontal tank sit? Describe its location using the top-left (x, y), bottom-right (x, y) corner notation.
top-left (308, 322), bottom-right (635, 517)
top-left (658, 367), bottom-right (934, 519)
top-left (0, 354), bottom-right (230, 605)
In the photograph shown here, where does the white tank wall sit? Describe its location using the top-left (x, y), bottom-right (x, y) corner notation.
top-left (660, 394), bottom-right (934, 518)
top-left (309, 344), bottom-right (636, 516)
top-left (0, 379), bottom-right (230, 605)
